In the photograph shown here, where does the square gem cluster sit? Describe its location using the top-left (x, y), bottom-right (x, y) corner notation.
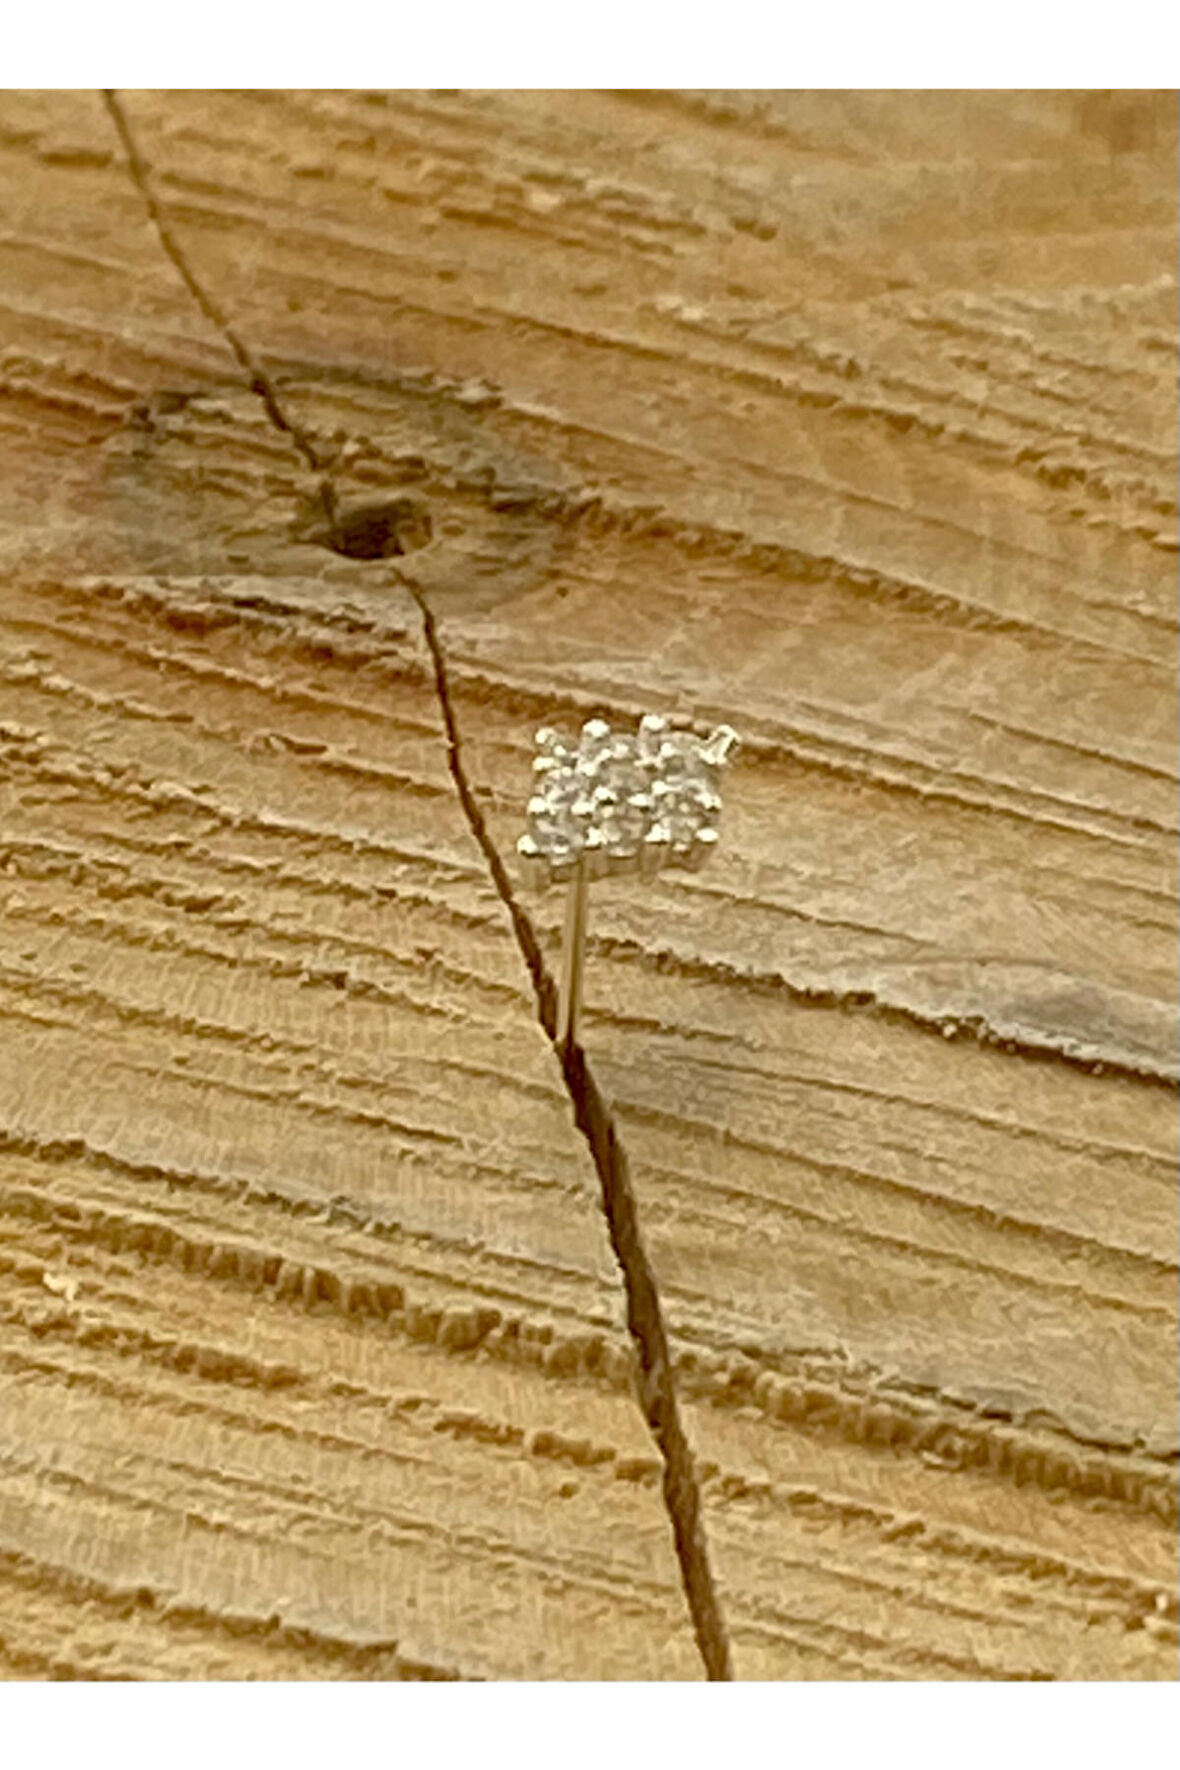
top-left (518, 714), bottom-right (737, 887)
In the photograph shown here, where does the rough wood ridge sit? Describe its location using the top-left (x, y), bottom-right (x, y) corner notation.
top-left (0, 88), bottom-right (1176, 1680)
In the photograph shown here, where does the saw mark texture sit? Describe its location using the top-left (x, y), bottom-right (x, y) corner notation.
top-left (0, 87), bottom-right (1175, 1681)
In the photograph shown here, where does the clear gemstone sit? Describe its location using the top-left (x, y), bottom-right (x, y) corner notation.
top-left (520, 714), bottom-right (735, 884)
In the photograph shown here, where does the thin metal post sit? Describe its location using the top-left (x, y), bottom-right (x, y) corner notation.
top-left (556, 858), bottom-right (589, 1051)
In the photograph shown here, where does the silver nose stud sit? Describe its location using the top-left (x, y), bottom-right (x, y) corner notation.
top-left (517, 713), bottom-right (739, 1049)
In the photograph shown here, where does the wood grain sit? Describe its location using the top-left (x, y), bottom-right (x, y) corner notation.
top-left (0, 87), bottom-right (1175, 1680)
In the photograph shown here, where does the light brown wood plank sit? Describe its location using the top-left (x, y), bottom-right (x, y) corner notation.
top-left (0, 87), bottom-right (1175, 1680)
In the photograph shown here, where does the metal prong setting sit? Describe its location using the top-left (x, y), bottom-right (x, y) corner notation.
top-left (517, 714), bottom-right (739, 891)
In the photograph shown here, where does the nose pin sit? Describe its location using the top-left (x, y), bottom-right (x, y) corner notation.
top-left (517, 714), bottom-right (739, 1050)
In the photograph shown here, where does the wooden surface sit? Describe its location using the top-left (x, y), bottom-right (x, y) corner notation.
top-left (0, 87), bottom-right (1176, 1680)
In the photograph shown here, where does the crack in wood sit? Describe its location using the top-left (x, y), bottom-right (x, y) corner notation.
top-left (100, 84), bottom-right (735, 1682)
